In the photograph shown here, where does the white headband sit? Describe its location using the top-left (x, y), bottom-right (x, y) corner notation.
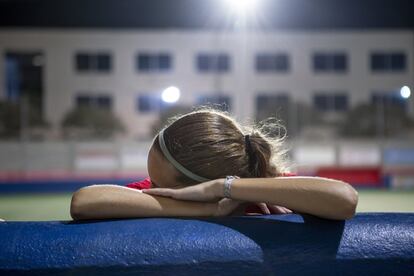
top-left (158, 128), bottom-right (211, 183)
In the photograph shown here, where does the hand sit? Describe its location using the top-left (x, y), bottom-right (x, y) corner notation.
top-left (214, 198), bottom-right (244, 216)
top-left (268, 205), bottom-right (293, 214)
top-left (246, 203), bottom-right (293, 215)
top-left (142, 179), bottom-right (225, 202)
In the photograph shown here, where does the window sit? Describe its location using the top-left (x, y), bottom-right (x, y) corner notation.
top-left (371, 92), bottom-right (406, 109)
top-left (96, 54), bottom-right (111, 71)
top-left (137, 95), bottom-right (156, 112)
top-left (5, 51), bottom-right (44, 115)
top-left (76, 95), bottom-right (93, 107)
top-left (255, 93), bottom-right (290, 120)
top-left (137, 95), bottom-right (164, 113)
top-left (256, 53), bottom-right (290, 72)
top-left (158, 54), bottom-right (171, 70)
top-left (76, 94), bottom-right (113, 110)
top-left (370, 52), bottom-right (406, 72)
top-left (313, 93), bottom-right (348, 112)
top-left (76, 54), bottom-right (90, 71)
top-left (75, 52), bottom-right (112, 72)
top-left (136, 53), bottom-right (172, 72)
top-left (196, 53), bottom-right (230, 72)
top-left (312, 52), bottom-right (347, 73)
top-left (95, 96), bottom-right (112, 109)
top-left (197, 95), bottom-right (232, 111)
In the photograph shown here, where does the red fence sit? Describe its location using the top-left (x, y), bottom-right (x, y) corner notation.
top-left (316, 167), bottom-right (382, 187)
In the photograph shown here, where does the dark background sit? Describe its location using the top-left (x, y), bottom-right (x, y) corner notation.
top-left (1, 0), bottom-right (414, 30)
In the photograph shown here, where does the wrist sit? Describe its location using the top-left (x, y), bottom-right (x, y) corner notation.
top-left (213, 178), bottom-right (226, 198)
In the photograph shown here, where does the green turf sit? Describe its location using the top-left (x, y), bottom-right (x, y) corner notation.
top-left (355, 189), bottom-right (414, 212)
top-left (0, 189), bottom-right (413, 221)
top-left (0, 193), bottom-right (72, 221)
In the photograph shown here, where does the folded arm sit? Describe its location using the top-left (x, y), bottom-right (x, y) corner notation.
top-left (70, 185), bottom-right (240, 220)
top-left (225, 177), bottom-right (358, 220)
top-left (144, 177), bottom-right (359, 220)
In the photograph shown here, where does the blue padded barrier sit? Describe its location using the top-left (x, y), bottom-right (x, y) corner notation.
top-left (1, 213), bottom-right (413, 275)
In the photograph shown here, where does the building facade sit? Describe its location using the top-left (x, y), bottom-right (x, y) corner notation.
top-left (0, 29), bottom-right (413, 139)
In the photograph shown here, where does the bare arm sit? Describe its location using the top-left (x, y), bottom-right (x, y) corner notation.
top-left (144, 177), bottom-right (359, 220)
top-left (70, 185), bottom-right (240, 220)
top-left (221, 177), bottom-right (358, 220)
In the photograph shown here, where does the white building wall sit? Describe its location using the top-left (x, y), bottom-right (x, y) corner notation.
top-left (0, 29), bottom-right (413, 139)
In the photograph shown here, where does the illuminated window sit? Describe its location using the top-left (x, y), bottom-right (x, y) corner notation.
top-left (137, 94), bottom-right (165, 113)
top-left (371, 92), bottom-right (406, 110)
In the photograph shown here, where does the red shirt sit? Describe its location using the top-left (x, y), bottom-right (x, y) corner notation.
top-left (126, 173), bottom-right (296, 215)
top-left (126, 177), bottom-right (152, 190)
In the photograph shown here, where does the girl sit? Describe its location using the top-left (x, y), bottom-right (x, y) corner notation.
top-left (70, 108), bottom-right (358, 220)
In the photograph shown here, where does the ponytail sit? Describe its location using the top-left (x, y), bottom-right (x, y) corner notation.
top-left (244, 131), bottom-right (276, 177)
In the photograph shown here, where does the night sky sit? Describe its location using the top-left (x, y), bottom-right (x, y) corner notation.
top-left (0, 0), bottom-right (414, 30)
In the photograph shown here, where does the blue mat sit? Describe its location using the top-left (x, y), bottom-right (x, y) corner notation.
top-left (1, 213), bottom-right (413, 275)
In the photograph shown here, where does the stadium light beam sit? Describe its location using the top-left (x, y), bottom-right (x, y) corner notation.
top-left (400, 86), bottom-right (411, 99)
top-left (162, 86), bottom-right (180, 103)
top-left (225, 0), bottom-right (257, 16)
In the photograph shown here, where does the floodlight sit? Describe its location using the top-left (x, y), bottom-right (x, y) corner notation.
top-left (400, 86), bottom-right (411, 99)
top-left (161, 86), bottom-right (180, 103)
top-left (225, 0), bottom-right (256, 15)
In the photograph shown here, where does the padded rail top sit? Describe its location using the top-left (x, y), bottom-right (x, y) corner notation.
top-left (1, 213), bottom-right (413, 275)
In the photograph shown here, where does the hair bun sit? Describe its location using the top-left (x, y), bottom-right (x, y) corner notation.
top-left (245, 131), bottom-right (272, 177)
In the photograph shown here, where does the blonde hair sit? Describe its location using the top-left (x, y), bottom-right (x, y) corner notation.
top-left (152, 106), bottom-right (290, 186)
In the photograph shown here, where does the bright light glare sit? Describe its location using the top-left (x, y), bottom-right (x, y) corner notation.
top-left (226, 0), bottom-right (256, 15)
top-left (161, 86), bottom-right (180, 103)
top-left (400, 86), bottom-right (411, 99)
